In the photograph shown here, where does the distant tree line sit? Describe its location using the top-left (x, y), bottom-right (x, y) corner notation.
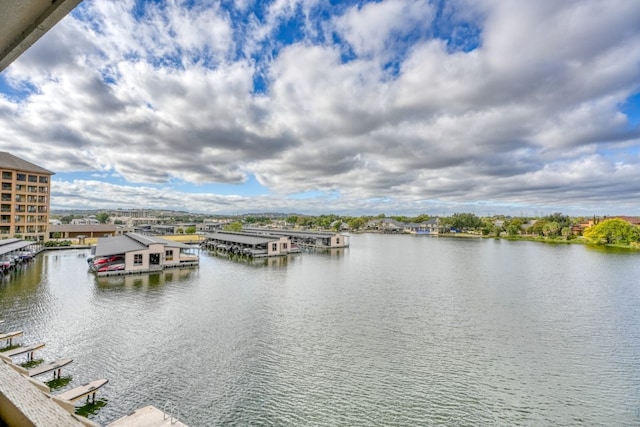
top-left (49, 210), bottom-right (640, 248)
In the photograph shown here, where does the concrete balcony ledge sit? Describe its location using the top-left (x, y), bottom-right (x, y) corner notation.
top-left (0, 360), bottom-right (97, 427)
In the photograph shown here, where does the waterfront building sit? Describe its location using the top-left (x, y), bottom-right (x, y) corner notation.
top-left (49, 224), bottom-right (120, 240)
top-left (0, 152), bottom-right (53, 241)
top-left (90, 232), bottom-right (199, 275)
top-left (242, 228), bottom-right (349, 248)
top-left (202, 231), bottom-right (299, 257)
top-left (404, 217), bottom-right (446, 234)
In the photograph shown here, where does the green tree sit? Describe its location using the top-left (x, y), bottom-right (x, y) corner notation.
top-left (185, 226), bottom-right (196, 234)
top-left (347, 217), bottom-right (365, 230)
top-left (542, 213), bottom-right (571, 230)
top-left (286, 216), bottom-right (298, 226)
top-left (224, 222), bottom-right (243, 232)
top-left (506, 224), bottom-right (520, 237)
top-left (412, 214), bottom-right (431, 223)
top-left (542, 221), bottom-right (560, 237)
top-left (583, 219), bottom-right (640, 245)
top-left (528, 220), bottom-right (547, 236)
top-left (60, 215), bottom-right (77, 224)
top-left (450, 213), bottom-right (483, 230)
top-left (96, 212), bottom-right (110, 224)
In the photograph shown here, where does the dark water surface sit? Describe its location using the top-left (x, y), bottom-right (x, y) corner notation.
top-left (1, 234), bottom-right (639, 426)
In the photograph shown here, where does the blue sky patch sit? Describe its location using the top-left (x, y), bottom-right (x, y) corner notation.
top-left (621, 92), bottom-right (640, 127)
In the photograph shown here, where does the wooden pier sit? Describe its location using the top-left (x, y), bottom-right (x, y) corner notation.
top-left (27, 358), bottom-right (73, 379)
top-left (57, 378), bottom-right (109, 403)
top-left (0, 330), bottom-right (22, 346)
top-left (2, 343), bottom-right (44, 361)
top-left (107, 405), bottom-right (188, 426)
top-left (0, 328), bottom-right (190, 426)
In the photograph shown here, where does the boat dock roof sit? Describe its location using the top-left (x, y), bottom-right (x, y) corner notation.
top-left (244, 228), bottom-right (338, 239)
top-left (93, 232), bottom-right (195, 257)
top-left (0, 239), bottom-right (37, 256)
top-left (203, 231), bottom-right (283, 245)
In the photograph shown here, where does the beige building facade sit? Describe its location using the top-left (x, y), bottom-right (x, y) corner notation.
top-left (0, 152), bottom-right (53, 241)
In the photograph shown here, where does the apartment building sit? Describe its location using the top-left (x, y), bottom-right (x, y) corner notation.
top-left (0, 152), bottom-right (54, 241)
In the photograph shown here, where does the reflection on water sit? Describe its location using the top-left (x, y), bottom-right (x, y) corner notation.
top-left (205, 249), bottom-right (298, 268)
top-left (94, 267), bottom-right (196, 290)
top-left (0, 239), bottom-right (639, 426)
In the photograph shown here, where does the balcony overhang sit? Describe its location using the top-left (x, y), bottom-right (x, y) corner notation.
top-left (0, 0), bottom-right (84, 72)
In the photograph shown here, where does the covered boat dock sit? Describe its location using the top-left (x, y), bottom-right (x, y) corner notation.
top-left (243, 228), bottom-right (349, 249)
top-left (0, 238), bottom-right (39, 274)
top-left (89, 232), bottom-right (199, 276)
top-left (202, 231), bottom-right (299, 257)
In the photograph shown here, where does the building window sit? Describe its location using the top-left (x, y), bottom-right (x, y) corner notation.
top-left (272, 243), bottom-right (277, 251)
top-left (134, 254), bottom-right (143, 265)
top-left (27, 186), bottom-right (37, 193)
top-left (336, 238), bottom-right (340, 245)
top-left (2, 172), bottom-right (12, 180)
top-left (28, 175), bottom-right (37, 182)
top-left (282, 243), bottom-right (288, 249)
top-left (15, 184), bottom-right (24, 192)
top-left (39, 176), bottom-right (48, 183)
top-left (165, 250), bottom-right (173, 261)
top-left (16, 174), bottom-right (26, 181)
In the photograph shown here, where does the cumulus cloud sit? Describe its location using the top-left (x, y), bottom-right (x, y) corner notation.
top-left (1, 0), bottom-right (640, 216)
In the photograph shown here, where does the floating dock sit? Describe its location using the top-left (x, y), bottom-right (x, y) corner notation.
top-left (27, 358), bottom-right (73, 379)
top-left (2, 343), bottom-right (44, 361)
top-left (56, 378), bottom-right (109, 403)
top-left (90, 232), bottom-right (199, 277)
top-left (0, 330), bottom-right (22, 346)
top-left (242, 228), bottom-right (350, 249)
top-left (107, 405), bottom-right (189, 426)
top-left (202, 231), bottom-right (299, 258)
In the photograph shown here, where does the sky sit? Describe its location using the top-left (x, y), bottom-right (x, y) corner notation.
top-left (1, 0), bottom-right (640, 217)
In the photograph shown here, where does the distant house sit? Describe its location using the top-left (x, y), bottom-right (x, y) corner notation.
top-left (71, 217), bottom-right (100, 225)
top-left (612, 216), bottom-right (640, 226)
top-left (571, 219), bottom-right (595, 235)
top-left (405, 218), bottom-right (445, 234)
top-left (365, 218), bottom-right (404, 233)
top-left (423, 217), bottom-right (445, 234)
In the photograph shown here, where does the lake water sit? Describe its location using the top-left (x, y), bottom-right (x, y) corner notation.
top-left (1, 234), bottom-right (639, 426)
